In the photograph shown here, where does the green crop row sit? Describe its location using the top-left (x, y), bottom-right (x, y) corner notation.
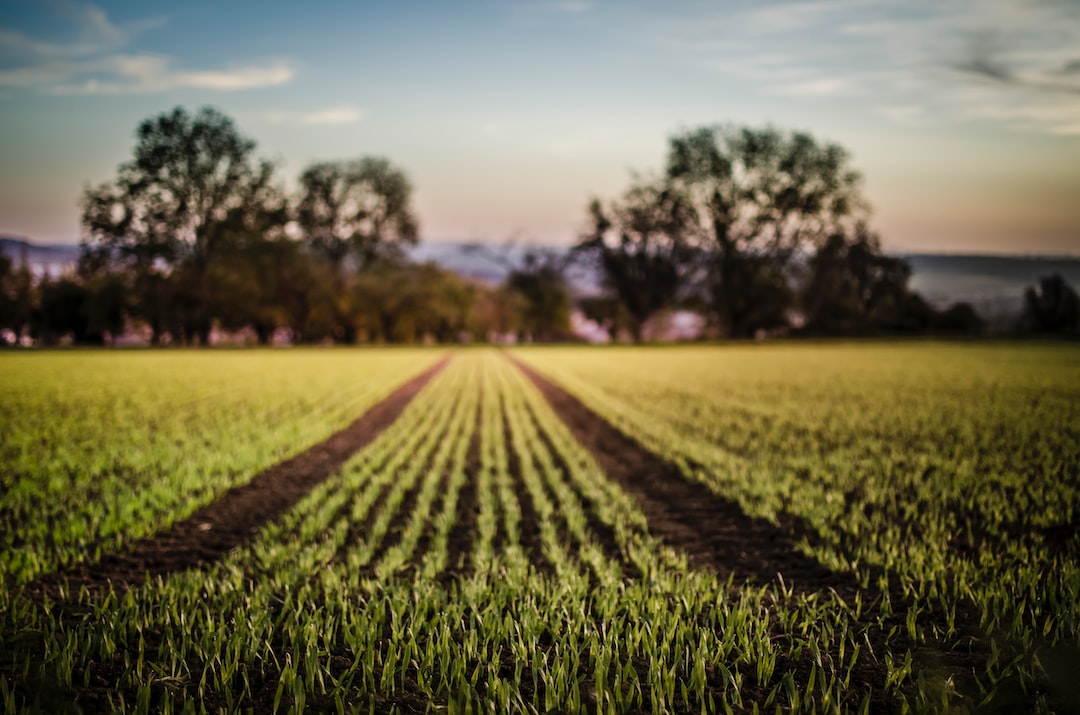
top-left (3, 345), bottom-right (1076, 712)
top-left (1, 349), bottom-right (927, 713)
top-left (0, 349), bottom-right (443, 584)
top-left (512, 342), bottom-right (1080, 711)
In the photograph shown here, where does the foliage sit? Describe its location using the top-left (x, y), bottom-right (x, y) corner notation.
top-left (664, 125), bottom-right (866, 337)
top-left (1020, 274), bottom-right (1080, 334)
top-left (503, 251), bottom-right (573, 341)
top-left (576, 183), bottom-right (697, 341)
top-left (295, 158), bottom-right (419, 271)
top-left (575, 124), bottom-right (962, 340)
top-left (80, 106), bottom-right (285, 344)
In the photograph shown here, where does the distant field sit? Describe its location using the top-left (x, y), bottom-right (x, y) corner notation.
top-left (2, 343), bottom-right (1077, 713)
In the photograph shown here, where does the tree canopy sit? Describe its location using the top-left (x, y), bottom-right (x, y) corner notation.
top-left (0, 108), bottom-right (1006, 346)
top-left (665, 125), bottom-right (866, 337)
top-left (296, 158), bottom-right (419, 271)
top-left (575, 123), bottom-right (975, 340)
top-left (80, 106), bottom-right (284, 343)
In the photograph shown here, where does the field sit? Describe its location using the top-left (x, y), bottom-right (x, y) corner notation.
top-left (1, 343), bottom-right (1077, 713)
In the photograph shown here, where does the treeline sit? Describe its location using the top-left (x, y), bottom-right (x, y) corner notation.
top-left (1, 107), bottom-right (573, 346)
top-left (0, 107), bottom-right (1076, 346)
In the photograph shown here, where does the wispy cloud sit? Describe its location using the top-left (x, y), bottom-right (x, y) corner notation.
top-left (29, 54), bottom-right (294, 94)
top-left (636, 0), bottom-right (1080, 136)
top-left (769, 77), bottom-right (854, 97)
top-left (260, 105), bottom-right (365, 126)
top-left (0, 2), bottom-right (292, 95)
top-left (0, 1), bottom-right (163, 61)
top-left (877, 104), bottom-right (926, 125)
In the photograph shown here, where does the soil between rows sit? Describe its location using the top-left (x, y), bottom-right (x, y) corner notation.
top-left (511, 356), bottom-right (857, 596)
top-left (34, 357), bottom-right (450, 595)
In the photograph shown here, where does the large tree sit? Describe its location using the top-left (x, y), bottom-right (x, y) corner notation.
top-left (295, 157), bottom-right (419, 271)
top-left (80, 106), bottom-right (280, 344)
top-left (503, 251), bottom-right (572, 342)
top-left (800, 228), bottom-right (915, 334)
top-left (1019, 274), bottom-right (1080, 334)
top-left (665, 125), bottom-right (867, 337)
top-left (576, 181), bottom-right (698, 342)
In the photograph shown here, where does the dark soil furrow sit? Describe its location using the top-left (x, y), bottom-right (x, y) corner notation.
top-left (438, 410), bottom-right (482, 582)
top-left (400, 470), bottom-right (452, 576)
top-left (330, 413), bottom-right (446, 569)
top-left (511, 356), bottom-right (855, 594)
top-left (522, 400), bottom-right (643, 580)
top-left (350, 375), bottom-right (478, 576)
top-left (511, 356), bottom-right (906, 710)
top-left (346, 435), bottom-right (449, 576)
top-left (499, 394), bottom-right (555, 576)
top-left (35, 358), bottom-right (449, 595)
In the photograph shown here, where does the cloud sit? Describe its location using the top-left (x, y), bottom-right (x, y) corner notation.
top-left (301, 106), bottom-right (364, 125)
top-left (960, 94), bottom-right (1080, 136)
top-left (638, 0), bottom-right (1080, 136)
top-left (769, 77), bottom-right (854, 97)
top-left (878, 104), bottom-right (926, 125)
top-left (0, 2), bottom-right (290, 95)
top-left (260, 105), bottom-right (365, 126)
top-left (0, 1), bottom-right (163, 61)
top-left (34, 54), bottom-right (293, 94)
top-left (956, 58), bottom-right (1013, 84)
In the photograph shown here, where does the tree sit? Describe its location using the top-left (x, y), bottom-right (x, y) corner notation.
top-left (665, 125), bottom-right (867, 337)
top-left (801, 229), bottom-right (914, 334)
top-left (351, 259), bottom-right (474, 343)
top-left (80, 106), bottom-right (280, 344)
top-left (0, 253), bottom-right (35, 341)
top-left (296, 158), bottom-right (419, 271)
top-left (575, 181), bottom-right (697, 342)
top-left (503, 251), bottom-right (572, 341)
top-left (294, 157), bottom-right (420, 343)
top-left (1019, 274), bottom-right (1080, 334)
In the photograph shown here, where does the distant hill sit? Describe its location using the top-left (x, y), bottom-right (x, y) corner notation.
top-left (903, 253), bottom-right (1080, 329)
top-left (0, 235), bottom-right (80, 275)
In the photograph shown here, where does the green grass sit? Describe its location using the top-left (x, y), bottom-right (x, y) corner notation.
top-left (0, 348), bottom-right (443, 583)
top-left (514, 341), bottom-right (1080, 711)
top-left (2, 343), bottom-right (1077, 713)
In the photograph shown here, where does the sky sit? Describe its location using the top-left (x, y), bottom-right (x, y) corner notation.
top-left (0, 0), bottom-right (1078, 255)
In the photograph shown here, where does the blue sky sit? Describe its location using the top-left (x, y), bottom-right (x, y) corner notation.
top-left (1, 0), bottom-right (1078, 254)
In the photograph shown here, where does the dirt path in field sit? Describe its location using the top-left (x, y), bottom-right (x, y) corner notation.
top-left (36, 357), bottom-right (450, 594)
top-left (511, 357), bottom-right (856, 595)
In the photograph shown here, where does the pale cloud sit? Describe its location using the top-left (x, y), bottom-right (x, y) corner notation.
top-left (638, 0), bottom-right (1080, 136)
top-left (769, 77), bottom-right (854, 97)
top-left (301, 106), bottom-right (364, 125)
top-left (878, 104), bottom-right (926, 125)
top-left (960, 94), bottom-right (1080, 136)
top-left (259, 105), bottom-right (365, 126)
top-left (39, 54), bottom-right (293, 94)
top-left (0, 2), bottom-right (290, 95)
top-left (0, 1), bottom-right (163, 61)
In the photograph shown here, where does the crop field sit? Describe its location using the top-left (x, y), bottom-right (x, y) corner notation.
top-left (1, 343), bottom-right (1077, 713)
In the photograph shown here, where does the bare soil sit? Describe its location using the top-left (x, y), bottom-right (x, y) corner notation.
top-left (512, 356), bottom-right (856, 594)
top-left (35, 357), bottom-right (449, 594)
